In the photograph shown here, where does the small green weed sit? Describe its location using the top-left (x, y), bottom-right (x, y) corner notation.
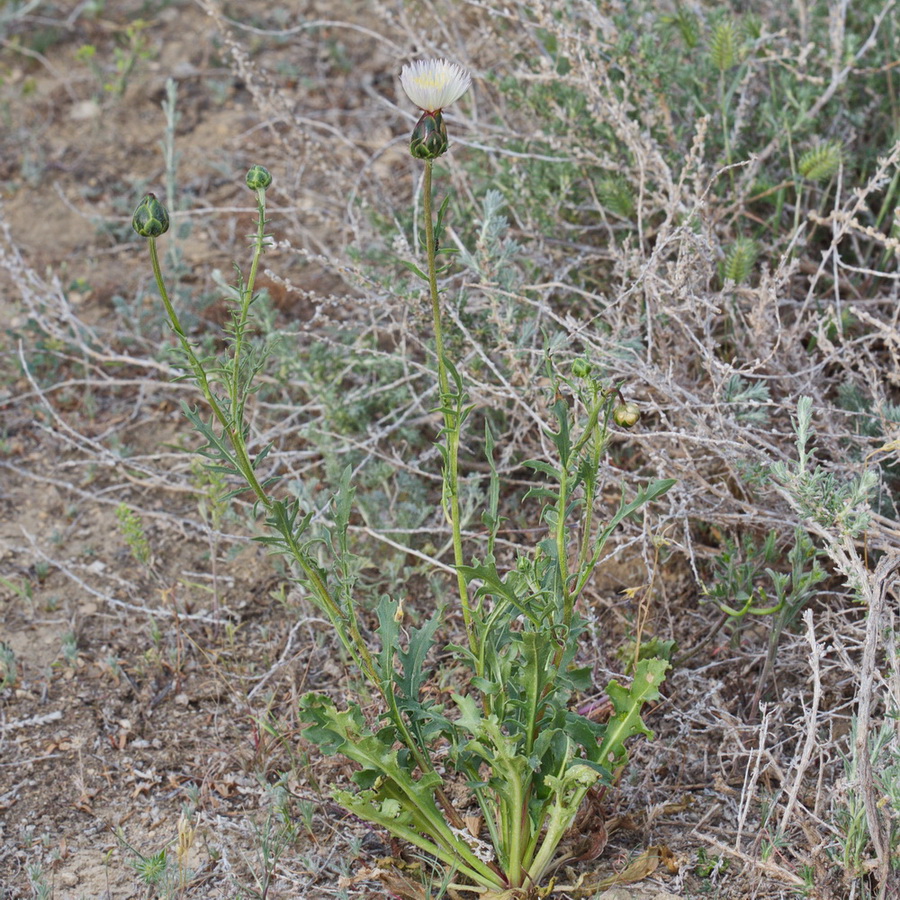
top-left (0, 574), bottom-right (34, 606)
top-left (772, 397), bottom-right (877, 541)
top-left (115, 502), bottom-right (153, 570)
top-left (26, 861), bottom-right (52, 900)
top-left (0, 641), bottom-right (17, 690)
top-left (833, 719), bottom-right (900, 885)
top-left (75, 19), bottom-right (155, 98)
top-left (236, 783), bottom-right (299, 900)
top-left (694, 846), bottom-right (730, 879)
top-left (116, 813), bottom-right (197, 898)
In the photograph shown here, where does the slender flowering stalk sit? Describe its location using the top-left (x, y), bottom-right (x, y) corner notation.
top-left (133, 176), bottom-right (475, 841)
top-left (400, 60), bottom-right (476, 650)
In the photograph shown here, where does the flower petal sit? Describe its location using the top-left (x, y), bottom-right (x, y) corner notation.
top-left (400, 59), bottom-right (471, 112)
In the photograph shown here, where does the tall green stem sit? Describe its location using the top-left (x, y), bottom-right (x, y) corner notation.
top-left (423, 159), bottom-right (474, 652)
top-left (229, 186), bottom-right (267, 425)
top-left (555, 462), bottom-right (571, 622)
top-left (575, 388), bottom-right (611, 579)
top-left (148, 236), bottom-right (270, 499)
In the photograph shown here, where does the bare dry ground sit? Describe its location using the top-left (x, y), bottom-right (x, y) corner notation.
top-left (1, 1), bottom-right (899, 899)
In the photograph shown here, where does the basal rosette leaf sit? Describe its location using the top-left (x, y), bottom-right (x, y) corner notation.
top-left (375, 596), bottom-right (450, 747)
top-left (300, 693), bottom-right (506, 890)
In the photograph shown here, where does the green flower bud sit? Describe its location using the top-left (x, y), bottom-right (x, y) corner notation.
top-left (614, 401), bottom-right (641, 428)
top-left (245, 164), bottom-right (273, 191)
top-left (132, 193), bottom-right (169, 238)
top-left (409, 110), bottom-right (449, 160)
top-left (571, 358), bottom-right (593, 379)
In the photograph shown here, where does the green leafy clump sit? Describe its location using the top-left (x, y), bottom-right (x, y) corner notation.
top-left (720, 237), bottom-right (758, 285)
top-left (0, 642), bottom-right (17, 691)
top-left (723, 374), bottom-right (770, 424)
top-left (709, 19), bottom-right (740, 72)
top-left (661, 7), bottom-right (701, 49)
top-left (115, 503), bottom-right (152, 568)
top-left (301, 386), bottom-right (674, 893)
top-left (301, 618), bottom-right (669, 891)
top-left (457, 189), bottom-right (523, 291)
top-left (597, 175), bottom-right (636, 219)
top-left (772, 397), bottom-right (877, 538)
top-left (799, 142), bottom-right (843, 182)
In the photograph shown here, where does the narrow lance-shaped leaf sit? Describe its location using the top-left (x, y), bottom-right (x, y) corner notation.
top-left (375, 595), bottom-right (399, 689)
top-left (398, 259), bottom-right (430, 281)
top-left (577, 478), bottom-right (676, 593)
top-left (457, 559), bottom-right (543, 627)
top-left (546, 397), bottom-right (572, 466)
top-left (519, 631), bottom-right (556, 756)
top-left (482, 422), bottom-right (503, 556)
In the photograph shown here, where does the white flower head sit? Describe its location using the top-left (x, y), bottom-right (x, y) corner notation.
top-left (400, 59), bottom-right (471, 113)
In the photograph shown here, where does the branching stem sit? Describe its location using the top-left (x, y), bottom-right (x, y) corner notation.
top-left (148, 221), bottom-right (381, 687)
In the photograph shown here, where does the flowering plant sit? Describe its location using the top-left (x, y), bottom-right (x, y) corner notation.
top-left (133, 60), bottom-right (673, 898)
